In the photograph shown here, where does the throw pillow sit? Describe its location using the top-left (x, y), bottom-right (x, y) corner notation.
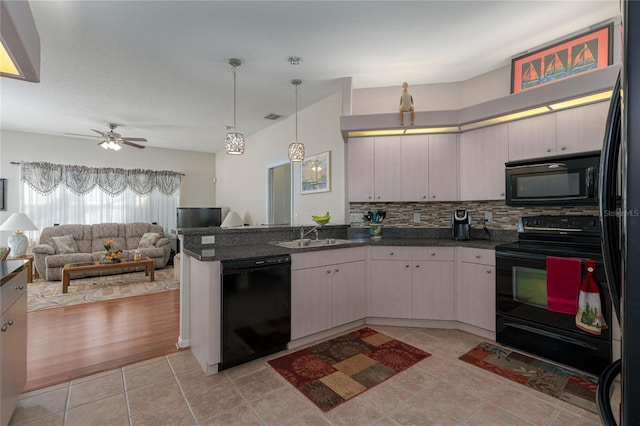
top-left (52, 235), bottom-right (79, 254)
top-left (138, 232), bottom-right (161, 248)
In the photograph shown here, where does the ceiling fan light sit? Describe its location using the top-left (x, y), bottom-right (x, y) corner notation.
top-left (288, 142), bottom-right (305, 162)
top-left (113, 143), bottom-right (122, 151)
top-left (100, 141), bottom-right (109, 150)
top-left (225, 131), bottom-right (245, 155)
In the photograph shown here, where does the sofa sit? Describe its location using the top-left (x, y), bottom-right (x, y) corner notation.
top-left (32, 223), bottom-right (171, 281)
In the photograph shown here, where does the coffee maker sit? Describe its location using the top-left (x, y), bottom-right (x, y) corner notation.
top-left (452, 209), bottom-right (471, 240)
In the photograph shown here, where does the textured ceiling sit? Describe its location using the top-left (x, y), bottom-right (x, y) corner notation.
top-left (0, 1), bottom-right (620, 154)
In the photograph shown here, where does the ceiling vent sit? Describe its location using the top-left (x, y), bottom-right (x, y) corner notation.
top-left (264, 113), bottom-right (282, 120)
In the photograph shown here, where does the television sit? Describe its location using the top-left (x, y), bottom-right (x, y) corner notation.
top-left (176, 207), bottom-right (228, 228)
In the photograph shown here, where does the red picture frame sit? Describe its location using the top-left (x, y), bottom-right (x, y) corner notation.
top-left (511, 23), bottom-right (612, 94)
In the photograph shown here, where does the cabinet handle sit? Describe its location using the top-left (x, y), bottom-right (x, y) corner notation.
top-left (405, 264), bottom-right (410, 268)
top-left (326, 270), bottom-right (331, 274)
top-left (1, 324), bottom-right (7, 332)
top-left (334, 268), bottom-right (339, 273)
top-left (377, 196), bottom-right (381, 199)
top-left (561, 146), bottom-right (566, 150)
top-left (475, 254), bottom-right (481, 259)
top-left (390, 252), bottom-right (394, 256)
top-left (17, 284), bottom-right (24, 290)
top-left (423, 195), bottom-right (427, 199)
top-left (500, 192), bottom-right (505, 196)
top-left (415, 264), bottom-right (420, 268)
top-left (546, 148), bottom-right (552, 152)
top-left (431, 253), bottom-right (436, 256)
top-left (486, 270), bottom-right (492, 274)
top-left (431, 195), bottom-right (436, 199)
top-left (368, 196), bottom-right (372, 200)
top-left (7, 319), bottom-right (13, 326)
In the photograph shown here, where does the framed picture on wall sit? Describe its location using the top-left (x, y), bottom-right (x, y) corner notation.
top-left (511, 23), bottom-right (612, 94)
top-left (301, 151), bottom-right (331, 194)
top-left (0, 179), bottom-right (5, 211)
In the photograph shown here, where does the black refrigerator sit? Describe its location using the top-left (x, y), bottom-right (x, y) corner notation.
top-left (597, 1), bottom-right (640, 424)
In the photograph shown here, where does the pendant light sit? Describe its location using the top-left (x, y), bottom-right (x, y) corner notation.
top-left (288, 79), bottom-right (305, 162)
top-left (225, 58), bottom-right (245, 155)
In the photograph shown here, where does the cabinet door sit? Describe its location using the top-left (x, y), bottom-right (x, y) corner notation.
top-left (332, 261), bottom-right (367, 327)
top-left (412, 261), bottom-right (455, 320)
top-left (347, 137), bottom-right (375, 202)
top-left (374, 136), bottom-right (403, 201)
top-left (401, 135), bottom-right (429, 201)
top-left (1, 293), bottom-right (27, 426)
top-left (460, 124), bottom-right (509, 201)
top-left (369, 260), bottom-right (412, 318)
top-left (460, 262), bottom-right (496, 331)
top-left (555, 101), bottom-right (609, 154)
top-left (291, 266), bottom-right (332, 339)
top-left (428, 134), bottom-right (458, 201)
top-left (508, 114), bottom-right (556, 161)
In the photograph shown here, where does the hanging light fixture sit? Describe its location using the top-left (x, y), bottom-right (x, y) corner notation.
top-left (288, 79), bottom-right (305, 162)
top-left (225, 58), bottom-right (245, 155)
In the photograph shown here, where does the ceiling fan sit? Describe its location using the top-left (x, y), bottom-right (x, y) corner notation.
top-left (66, 123), bottom-right (148, 150)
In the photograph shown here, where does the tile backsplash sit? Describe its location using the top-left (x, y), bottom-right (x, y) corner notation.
top-left (350, 200), bottom-right (599, 230)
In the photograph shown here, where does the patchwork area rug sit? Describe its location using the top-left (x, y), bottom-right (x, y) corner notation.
top-left (268, 327), bottom-right (430, 411)
top-left (460, 342), bottom-right (598, 413)
top-left (27, 267), bottom-right (179, 312)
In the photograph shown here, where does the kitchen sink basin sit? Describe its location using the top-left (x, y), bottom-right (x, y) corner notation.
top-left (271, 238), bottom-right (355, 249)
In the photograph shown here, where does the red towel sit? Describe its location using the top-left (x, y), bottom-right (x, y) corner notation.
top-left (546, 256), bottom-right (582, 314)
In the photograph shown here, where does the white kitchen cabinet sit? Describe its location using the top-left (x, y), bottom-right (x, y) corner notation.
top-left (555, 101), bottom-right (609, 154)
top-left (1, 267), bottom-right (27, 426)
top-left (401, 134), bottom-right (458, 202)
top-left (369, 259), bottom-right (412, 318)
top-left (291, 248), bottom-right (367, 340)
top-left (347, 137), bottom-right (375, 202)
top-left (374, 136), bottom-right (403, 201)
top-left (428, 134), bottom-right (459, 201)
top-left (291, 266), bottom-right (332, 339)
top-left (508, 113), bottom-right (557, 161)
top-left (369, 246), bottom-right (455, 320)
top-left (458, 248), bottom-right (495, 332)
top-left (460, 124), bottom-right (509, 201)
top-left (401, 135), bottom-right (429, 201)
top-left (412, 259), bottom-right (456, 320)
top-left (331, 261), bottom-right (367, 327)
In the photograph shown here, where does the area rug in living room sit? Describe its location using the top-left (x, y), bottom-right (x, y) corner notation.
top-left (459, 342), bottom-right (598, 413)
top-left (27, 267), bottom-right (179, 312)
top-left (268, 327), bottom-right (430, 411)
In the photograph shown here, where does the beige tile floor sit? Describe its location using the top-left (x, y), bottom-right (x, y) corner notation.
top-left (9, 325), bottom-right (607, 426)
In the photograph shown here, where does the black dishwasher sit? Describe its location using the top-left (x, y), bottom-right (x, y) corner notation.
top-left (220, 255), bottom-right (291, 371)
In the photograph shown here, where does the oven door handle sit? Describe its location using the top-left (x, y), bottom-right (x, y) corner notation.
top-left (504, 322), bottom-right (600, 351)
top-left (496, 251), bottom-right (550, 262)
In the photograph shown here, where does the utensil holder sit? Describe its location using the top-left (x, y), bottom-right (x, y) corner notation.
top-left (370, 224), bottom-right (383, 240)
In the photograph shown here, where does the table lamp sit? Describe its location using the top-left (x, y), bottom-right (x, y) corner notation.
top-left (0, 213), bottom-right (38, 256)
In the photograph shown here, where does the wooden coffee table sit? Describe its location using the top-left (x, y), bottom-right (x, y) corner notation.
top-left (62, 257), bottom-right (155, 293)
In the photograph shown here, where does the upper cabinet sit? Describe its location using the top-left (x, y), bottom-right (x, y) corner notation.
top-left (460, 123), bottom-right (508, 201)
top-left (508, 101), bottom-right (609, 161)
top-left (555, 101), bottom-right (609, 154)
top-left (347, 137), bottom-right (375, 202)
top-left (348, 134), bottom-right (458, 202)
top-left (508, 114), bottom-right (557, 161)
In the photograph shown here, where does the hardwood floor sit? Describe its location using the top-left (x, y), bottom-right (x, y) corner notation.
top-left (25, 290), bottom-right (180, 392)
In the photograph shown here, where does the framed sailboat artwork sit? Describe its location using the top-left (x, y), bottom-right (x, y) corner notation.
top-left (511, 23), bottom-right (612, 94)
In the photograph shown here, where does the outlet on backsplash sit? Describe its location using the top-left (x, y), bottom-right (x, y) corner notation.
top-left (413, 212), bottom-right (421, 223)
top-left (484, 212), bottom-right (493, 223)
top-left (202, 235), bottom-right (216, 244)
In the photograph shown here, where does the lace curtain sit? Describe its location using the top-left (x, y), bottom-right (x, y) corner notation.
top-left (19, 162), bottom-right (181, 239)
top-left (20, 162), bottom-right (181, 197)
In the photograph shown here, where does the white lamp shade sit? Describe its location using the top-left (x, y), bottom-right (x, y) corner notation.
top-left (220, 211), bottom-right (244, 228)
top-left (0, 213), bottom-right (37, 257)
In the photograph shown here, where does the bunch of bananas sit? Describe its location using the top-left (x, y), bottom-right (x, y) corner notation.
top-left (312, 211), bottom-right (331, 225)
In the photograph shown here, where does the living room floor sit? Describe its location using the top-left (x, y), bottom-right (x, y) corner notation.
top-left (10, 325), bottom-right (605, 426)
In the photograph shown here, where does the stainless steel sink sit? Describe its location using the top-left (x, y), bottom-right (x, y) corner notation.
top-left (271, 238), bottom-right (355, 249)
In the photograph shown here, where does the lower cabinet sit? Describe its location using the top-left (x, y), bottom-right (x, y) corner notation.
top-left (291, 248), bottom-right (367, 340)
top-left (369, 247), bottom-right (455, 320)
top-left (1, 268), bottom-right (28, 426)
top-left (458, 248), bottom-right (496, 332)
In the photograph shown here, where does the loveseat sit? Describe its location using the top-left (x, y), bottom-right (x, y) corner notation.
top-left (32, 223), bottom-right (171, 281)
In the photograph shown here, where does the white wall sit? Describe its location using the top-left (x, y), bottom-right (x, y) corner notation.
top-left (0, 130), bottom-right (215, 242)
top-left (215, 92), bottom-right (346, 227)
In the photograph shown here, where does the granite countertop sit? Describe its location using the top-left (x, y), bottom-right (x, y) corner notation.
top-left (182, 236), bottom-right (513, 262)
top-left (1, 260), bottom-right (28, 286)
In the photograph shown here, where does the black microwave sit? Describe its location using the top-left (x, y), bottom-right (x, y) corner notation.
top-left (505, 151), bottom-right (600, 206)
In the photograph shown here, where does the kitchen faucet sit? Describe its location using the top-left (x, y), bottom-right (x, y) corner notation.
top-left (300, 225), bottom-right (319, 240)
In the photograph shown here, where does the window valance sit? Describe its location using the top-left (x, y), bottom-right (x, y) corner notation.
top-left (20, 162), bottom-right (182, 197)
